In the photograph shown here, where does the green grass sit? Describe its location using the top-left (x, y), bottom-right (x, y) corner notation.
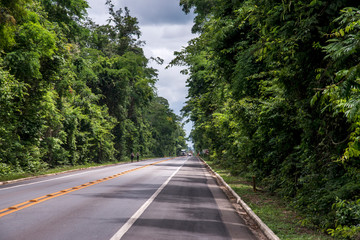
top-left (0, 156), bottom-right (161, 183)
top-left (205, 160), bottom-right (334, 240)
top-left (0, 160), bottom-right (129, 182)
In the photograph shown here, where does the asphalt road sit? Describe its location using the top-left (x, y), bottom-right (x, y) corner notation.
top-left (0, 156), bottom-right (257, 240)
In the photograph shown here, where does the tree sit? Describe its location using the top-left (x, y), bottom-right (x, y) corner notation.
top-left (39, 0), bottom-right (89, 42)
top-left (146, 97), bottom-right (187, 157)
top-left (176, 0), bottom-right (360, 237)
top-left (0, 0), bottom-right (187, 179)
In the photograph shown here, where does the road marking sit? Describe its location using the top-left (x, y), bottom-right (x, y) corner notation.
top-left (0, 168), bottom-right (111, 191)
top-left (0, 158), bottom-right (171, 191)
top-left (109, 159), bottom-right (186, 240)
top-left (0, 158), bottom-right (174, 219)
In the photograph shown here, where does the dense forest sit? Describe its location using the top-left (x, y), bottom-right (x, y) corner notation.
top-left (175, 0), bottom-right (360, 239)
top-left (0, 0), bottom-right (187, 175)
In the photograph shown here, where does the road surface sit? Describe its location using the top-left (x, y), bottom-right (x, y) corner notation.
top-left (0, 156), bottom-right (257, 240)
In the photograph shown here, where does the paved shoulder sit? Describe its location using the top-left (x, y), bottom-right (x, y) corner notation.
top-left (121, 157), bottom-right (257, 240)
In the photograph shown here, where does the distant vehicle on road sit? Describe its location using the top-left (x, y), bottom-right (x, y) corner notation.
top-left (188, 153), bottom-right (192, 156)
top-left (180, 149), bottom-right (186, 156)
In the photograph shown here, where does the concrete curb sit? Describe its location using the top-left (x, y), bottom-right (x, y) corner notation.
top-left (199, 157), bottom-right (280, 240)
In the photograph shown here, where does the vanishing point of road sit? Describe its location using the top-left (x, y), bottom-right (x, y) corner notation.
top-left (0, 156), bottom-right (257, 240)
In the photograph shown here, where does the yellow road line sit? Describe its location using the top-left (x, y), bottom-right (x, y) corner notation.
top-left (0, 158), bottom-right (174, 218)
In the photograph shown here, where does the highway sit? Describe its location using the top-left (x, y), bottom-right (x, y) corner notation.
top-left (0, 156), bottom-right (257, 240)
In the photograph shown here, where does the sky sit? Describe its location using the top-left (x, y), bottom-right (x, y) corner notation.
top-left (86, 0), bottom-right (195, 146)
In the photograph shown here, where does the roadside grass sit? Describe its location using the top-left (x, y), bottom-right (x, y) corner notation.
top-left (0, 157), bottom-right (150, 183)
top-left (0, 161), bottom-right (120, 182)
top-left (205, 160), bottom-right (334, 240)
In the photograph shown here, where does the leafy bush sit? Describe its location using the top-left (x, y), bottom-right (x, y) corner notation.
top-left (0, 163), bottom-right (13, 176)
top-left (177, 0), bottom-right (360, 237)
top-left (328, 198), bottom-right (360, 239)
top-left (0, 0), bottom-right (186, 177)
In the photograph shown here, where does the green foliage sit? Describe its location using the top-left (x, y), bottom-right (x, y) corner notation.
top-left (0, 65), bottom-right (28, 168)
top-left (328, 198), bottom-right (360, 239)
top-left (0, 163), bottom-right (13, 176)
top-left (0, 0), bottom-right (186, 176)
top-left (0, 0), bottom-right (31, 50)
top-left (176, 0), bottom-right (360, 238)
top-left (145, 97), bottom-right (186, 157)
top-left (40, 0), bottom-right (89, 41)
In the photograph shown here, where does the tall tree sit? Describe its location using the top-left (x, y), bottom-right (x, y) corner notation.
top-left (176, 0), bottom-right (360, 237)
top-left (0, 0), bottom-right (187, 179)
top-left (39, 0), bottom-right (89, 41)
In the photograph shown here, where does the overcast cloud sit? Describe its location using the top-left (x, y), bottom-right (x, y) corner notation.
top-left (86, 0), bottom-right (195, 143)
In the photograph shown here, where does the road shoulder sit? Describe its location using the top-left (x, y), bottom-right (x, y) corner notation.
top-left (200, 158), bottom-right (264, 240)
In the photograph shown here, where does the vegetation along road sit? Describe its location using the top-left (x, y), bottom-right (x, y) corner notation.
top-left (0, 156), bottom-right (258, 240)
top-left (2, 0), bottom-right (360, 239)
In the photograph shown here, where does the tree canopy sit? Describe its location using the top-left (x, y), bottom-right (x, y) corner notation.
top-left (0, 0), bottom-right (187, 176)
top-left (175, 0), bottom-right (360, 238)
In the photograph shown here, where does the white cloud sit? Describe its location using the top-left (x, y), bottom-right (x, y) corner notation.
top-left (140, 23), bottom-right (193, 114)
top-left (118, 0), bottom-right (193, 25)
top-left (86, 0), bottom-right (108, 25)
top-left (141, 24), bottom-right (193, 56)
top-left (86, 0), bottom-right (195, 142)
top-left (156, 68), bottom-right (188, 101)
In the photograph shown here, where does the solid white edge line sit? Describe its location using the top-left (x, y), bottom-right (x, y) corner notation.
top-left (0, 169), bottom-right (104, 191)
top-left (109, 158), bottom-right (187, 240)
top-left (0, 158), bottom-right (167, 191)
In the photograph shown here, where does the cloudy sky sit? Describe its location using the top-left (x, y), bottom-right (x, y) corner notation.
top-left (86, 0), bottom-right (195, 144)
